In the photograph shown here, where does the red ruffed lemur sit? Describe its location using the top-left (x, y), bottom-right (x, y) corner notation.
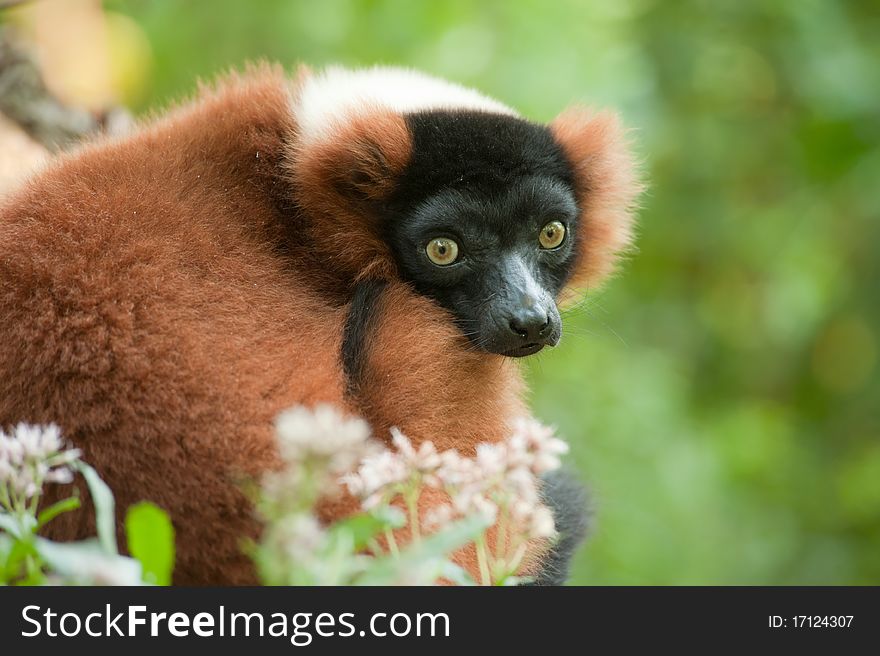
top-left (0, 64), bottom-right (640, 584)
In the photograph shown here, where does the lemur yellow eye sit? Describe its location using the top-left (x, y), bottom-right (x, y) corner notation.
top-left (426, 238), bottom-right (459, 266)
top-left (539, 221), bottom-right (566, 249)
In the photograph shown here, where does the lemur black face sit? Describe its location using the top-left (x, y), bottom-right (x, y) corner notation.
top-left (384, 111), bottom-right (579, 357)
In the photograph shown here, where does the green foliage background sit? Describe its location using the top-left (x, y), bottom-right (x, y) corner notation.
top-left (102, 0), bottom-right (878, 584)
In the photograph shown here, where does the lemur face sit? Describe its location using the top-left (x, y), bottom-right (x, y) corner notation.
top-left (385, 111), bottom-right (580, 357)
top-left (292, 66), bottom-right (639, 361)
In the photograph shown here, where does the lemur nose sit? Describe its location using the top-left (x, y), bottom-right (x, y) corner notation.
top-left (508, 308), bottom-right (551, 342)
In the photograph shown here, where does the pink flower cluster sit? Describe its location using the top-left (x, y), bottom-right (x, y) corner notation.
top-left (259, 404), bottom-right (572, 585)
top-left (263, 404), bottom-right (378, 512)
top-left (342, 418), bottom-right (569, 542)
top-left (0, 423), bottom-right (80, 504)
top-left (274, 404), bottom-right (374, 473)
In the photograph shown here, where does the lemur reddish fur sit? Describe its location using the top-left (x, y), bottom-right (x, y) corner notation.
top-left (0, 64), bottom-right (639, 584)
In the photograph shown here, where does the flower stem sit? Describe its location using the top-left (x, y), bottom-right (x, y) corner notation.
top-left (494, 504), bottom-right (509, 562)
top-left (0, 483), bottom-right (12, 514)
top-left (506, 540), bottom-right (528, 579)
top-left (384, 528), bottom-right (400, 557)
top-left (405, 487), bottom-right (421, 544)
top-left (476, 536), bottom-right (491, 586)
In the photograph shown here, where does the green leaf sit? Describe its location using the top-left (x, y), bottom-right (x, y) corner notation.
top-left (439, 560), bottom-right (476, 586)
top-left (34, 537), bottom-right (142, 585)
top-left (124, 502), bottom-right (175, 585)
top-left (75, 462), bottom-right (117, 554)
top-left (0, 533), bottom-right (11, 556)
top-left (16, 556), bottom-right (47, 587)
top-left (328, 509), bottom-right (403, 551)
top-left (3, 537), bottom-right (42, 585)
top-left (356, 514), bottom-right (491, 585)
top-left (0, 533), bottom-right (13, 584)
top-left (36, 497), bottom-right (81, 530)
top-left (403, 514), bottom-right (492, 561)
top-left (0, 513), bottom-right (22, 539)
top-left (372, 505), bottom-right (407, 528)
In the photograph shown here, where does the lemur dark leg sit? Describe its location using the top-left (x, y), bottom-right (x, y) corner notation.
top-left (528, 469), bottom-right (591, 585)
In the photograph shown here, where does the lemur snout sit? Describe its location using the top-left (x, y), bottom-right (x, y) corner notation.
top-left (490, 265), bottom-right (562, 355)
top-left (508, 306), bottom-right (551, 342)
top-left (504, 305), bottom-right (561, 356)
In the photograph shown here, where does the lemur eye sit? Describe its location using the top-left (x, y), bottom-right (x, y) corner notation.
top-left (539, 221), bottom-right (566, 249)
top-left (426, 237), bottom-right (459, 266)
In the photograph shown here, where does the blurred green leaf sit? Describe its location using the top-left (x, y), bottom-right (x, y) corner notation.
top-left (75, 462), bottom-right (118, 555)
top-left (328, 508), bottom-right (403, 552)
top-left (357, 515), bottom-right (490, 585)
top-left (35, 537), bottom-right (142, 585)
top-left (0, 514), bottom-right (21, 539)
top-left (36, 497), bottom-right (81, 531)
top-left (125, 502), bottom-right (175, 586)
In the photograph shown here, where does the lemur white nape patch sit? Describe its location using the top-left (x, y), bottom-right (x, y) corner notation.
top-left (293, 65), bottom-right (518, 145)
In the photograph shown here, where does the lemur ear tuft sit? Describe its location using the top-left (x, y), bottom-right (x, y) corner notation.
top-left (550, 107), bottom-right (644, 306)
top-left (292, 111), bottom-right (410, 204)
top-left (286, 108), bottom-right (411, 282)
top-left (337, 123), bottom-right (406, 203)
